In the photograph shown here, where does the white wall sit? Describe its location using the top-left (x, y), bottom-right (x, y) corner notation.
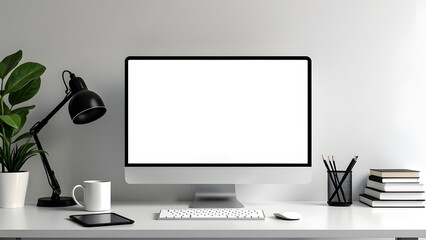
top-left (0, 0), bottom-right (425, 205)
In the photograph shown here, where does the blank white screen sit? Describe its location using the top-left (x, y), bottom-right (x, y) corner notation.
top-left (128, 59), bottom-right (308, 164)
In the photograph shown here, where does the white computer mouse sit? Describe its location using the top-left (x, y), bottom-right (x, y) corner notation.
top-left (274, 211), bottom-right (301, 220)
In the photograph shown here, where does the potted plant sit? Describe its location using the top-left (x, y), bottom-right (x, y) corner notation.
top-left (0, 50), bottom-right (45, 208)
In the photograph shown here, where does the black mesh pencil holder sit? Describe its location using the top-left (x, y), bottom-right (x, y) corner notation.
top-left (327, 171), bottom-right (352, 206)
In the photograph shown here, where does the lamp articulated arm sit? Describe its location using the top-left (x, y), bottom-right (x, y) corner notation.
top-left (32, 70), bottom-right (106, 207)
top-left (30, 93), bottom-right (73, 201)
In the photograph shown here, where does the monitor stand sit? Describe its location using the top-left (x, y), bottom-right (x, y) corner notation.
top-left (190, 184), bottom-right (244, 208)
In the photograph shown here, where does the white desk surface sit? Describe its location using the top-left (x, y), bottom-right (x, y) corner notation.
top-left (0, 201), bottom-right (425, 239)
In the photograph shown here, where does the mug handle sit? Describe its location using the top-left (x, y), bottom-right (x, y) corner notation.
top-left (72, 185), bottom-right (85, 207)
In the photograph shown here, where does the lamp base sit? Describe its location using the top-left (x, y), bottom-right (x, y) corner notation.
top-left (37, 196), bottom-right (76, 207)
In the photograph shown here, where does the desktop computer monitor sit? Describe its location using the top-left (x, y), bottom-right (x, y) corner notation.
top-left (125, 56), bottom-right (312, 208)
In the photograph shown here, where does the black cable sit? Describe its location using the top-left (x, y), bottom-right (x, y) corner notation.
top-left (62, 70), bottom-right (72, 94)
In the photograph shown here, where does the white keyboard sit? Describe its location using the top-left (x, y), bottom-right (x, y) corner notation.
top-left (158, 208), bottom-right (265, 220)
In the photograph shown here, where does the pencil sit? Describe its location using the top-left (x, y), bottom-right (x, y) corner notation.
top-left (331, 156), bottom-right (347, 202)
top-left (322, 155), bottom-right (342, 202)
top-left (329, 156), bottom-right (358, 201)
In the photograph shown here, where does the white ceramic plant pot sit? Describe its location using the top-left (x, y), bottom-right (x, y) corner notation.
top-left (0, 171), bottom-right (29, 208)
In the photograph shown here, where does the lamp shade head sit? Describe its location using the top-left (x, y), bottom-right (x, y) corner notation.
top-left (68, 90), bottom-right (106, 124)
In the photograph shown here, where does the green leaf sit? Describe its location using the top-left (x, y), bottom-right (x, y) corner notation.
top-left (0, 63), bottom-right (7, 79)
top-left (0, 138), bottom-right (43, 172)
top-left (1, 125), bottom-right (14, 140)
top-left (11, 142), bottom-right (40, 172)
top-left (0, 50), bottom-right (22, 79)
top-left (0, 114), bottom-right (21, 129)
top-left (0, 101), bottom-right (10, 115)
top-left (9, 77), bottom-right (41, 106)
top-left (0, 128), bottom-right (11, 144)
top-left (4, 62), bottom-right (45, 93)
top-left (12, 106), bottom-right (33, 130)
top-left (13, 132), bottom-right (33, 143)
top-left (0, 105), bottom-right (35, 141)
top-left (11, 105), bottom-right (35, 113)
top-left (10, 106), bottom-right (34, 136)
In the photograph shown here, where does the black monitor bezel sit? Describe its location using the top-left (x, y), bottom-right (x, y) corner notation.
top-left (125, 56), bottom-right (312, 167)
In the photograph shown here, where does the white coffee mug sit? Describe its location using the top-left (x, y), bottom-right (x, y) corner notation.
top-left (72, 180), bottom-right (111, 211)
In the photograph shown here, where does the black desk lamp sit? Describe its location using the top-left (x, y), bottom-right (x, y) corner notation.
top-left (31, 70), bottom-right (106, 207)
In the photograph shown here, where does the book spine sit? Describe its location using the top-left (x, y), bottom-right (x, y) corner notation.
top-left (359, 194), bottom-right (425, 208)
top-left (368, 175), bottom-right (419, 183)
top-left (369, 175), bottom-right (385, 183)
top-left (369, 169), bottom-right (420, 178)
top-left (366, 180), bottom-right (424, 192)
top-left (364, 187), bottom-right (425, 200)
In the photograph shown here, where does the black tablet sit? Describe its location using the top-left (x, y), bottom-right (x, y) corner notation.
top-left (70, 213), bottom-right (134, 227)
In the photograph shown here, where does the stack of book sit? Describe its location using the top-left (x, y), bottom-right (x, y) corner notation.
top-left (359, 169), bottom-right (425, 208)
